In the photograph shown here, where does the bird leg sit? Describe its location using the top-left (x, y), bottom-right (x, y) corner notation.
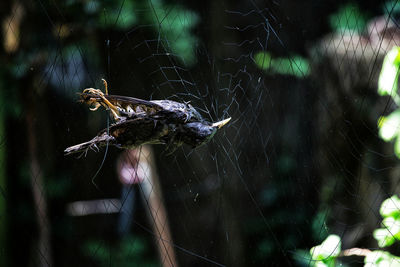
top-left (64, 132), bottom-right (115, 156)
top-left (82, 79), bottom-right (122, 121)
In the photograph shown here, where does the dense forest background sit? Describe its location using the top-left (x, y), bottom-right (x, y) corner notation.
top-left (1, 0), bottom-right (399, 266)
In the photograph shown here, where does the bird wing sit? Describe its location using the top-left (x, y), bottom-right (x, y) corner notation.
top-left (81, 93), bottom-right (162, 110)
top-left (103, 95), bottom-right (162, 109)
top-left (80, 92), bottom-right (166, 119)
top-left (80, 92), bottom-right (202, 123)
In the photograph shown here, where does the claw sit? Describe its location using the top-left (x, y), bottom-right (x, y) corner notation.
top-left (89, 102), bottom-right (101, 111)
top-left (90, 143), bottom-right (99, 152)
top-left (101, 78), bottom-right (108, 95)
top-left (82, 80), bottom-right (122, 121)
top-left (77, 148), bottom-right (88, 159)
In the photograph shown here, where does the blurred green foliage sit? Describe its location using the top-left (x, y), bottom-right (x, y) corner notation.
top-left (301, 196), bottom-right (400, 266)
top-left (311, 208), bottom-right (330, 242)
top-left (83, 235), bottom-right (158, 267)
top-left (378, 46), bottom-right (400, 158)
top-left (329, 3), bottom-right (367, 33)
top-left (0, 67), bottom-right (20, 118)
top-left (382, 1), bottom-right (400, 14)
top-left (63, 0), bottom-right (199, 66)
top-left (304, 44), bottom-right (400, 266)
top-left (364, 250), bottom-right (400, 267)
top-left (309, 234), bottom-right (341, 267)
top-left (146, 0), bottom-right (199, 66)
top-left (293, 235), bottom-right (341, 267)
top-left (378, 47), bottom-right (400, 100)
top-left (254, 51), bottom-right (310, 78)
top-left (65, 0), bottom-right (137, 29)
top-left (98, 0), bottom-right (137, 29)
top-left (373, 195), bottom-right (400, 247)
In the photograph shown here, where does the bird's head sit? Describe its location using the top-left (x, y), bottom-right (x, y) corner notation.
top-left (179, 117), bottom-right (231, 148)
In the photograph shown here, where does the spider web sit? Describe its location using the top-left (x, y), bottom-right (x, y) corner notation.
top-left (2, 0), bottom-right (400, 266)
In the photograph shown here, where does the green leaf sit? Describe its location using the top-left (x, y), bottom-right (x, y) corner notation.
top-left (254, 52), bottom-right (310, 78)
top-left (395, 137), bottom-right (400, 159)
top-left (378, 110), bottom-right (400, 141)
top-left (365, 250), bottom-right (400, 267)
top-left (378, 46), bottom-right (400, 98)
top-left (82, 236), bottom-right (158, 267)
top-left (384, 217), bottom-right (400, 237)
top-left (373, 196), bottom-right (400, 247)
top-left (310, 234), bottom-right (341, 266)
top-left (329, 3), bottom-right (367, 33)
top-left (380, 195), bottom-right (400, 218)
top-left (254, 52), bottom-right (272, 70)
top-left (373, 227), bottom-right (396, 247)
top-left (382, 1), bottom-right (400, 15)
top-left (271, 56), bottom-right (310, 78)
top-left (146, 0), bottom-right (200, 66)
top-left (98, 0), bottom-right (137, 29)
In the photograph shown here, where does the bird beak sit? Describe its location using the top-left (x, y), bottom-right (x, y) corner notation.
top-left (212, 117), bottom-right (231, 129)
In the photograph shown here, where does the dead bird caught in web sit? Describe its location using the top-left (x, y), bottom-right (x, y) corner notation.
top-left (64, 79), bottom-right (231, 156)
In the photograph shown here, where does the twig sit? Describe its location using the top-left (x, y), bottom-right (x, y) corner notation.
top-left (339, 248), bottom-right (372, 257)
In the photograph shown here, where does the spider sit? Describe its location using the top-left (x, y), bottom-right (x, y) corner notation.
top-left (64, 79), bottom-right (231, 156)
